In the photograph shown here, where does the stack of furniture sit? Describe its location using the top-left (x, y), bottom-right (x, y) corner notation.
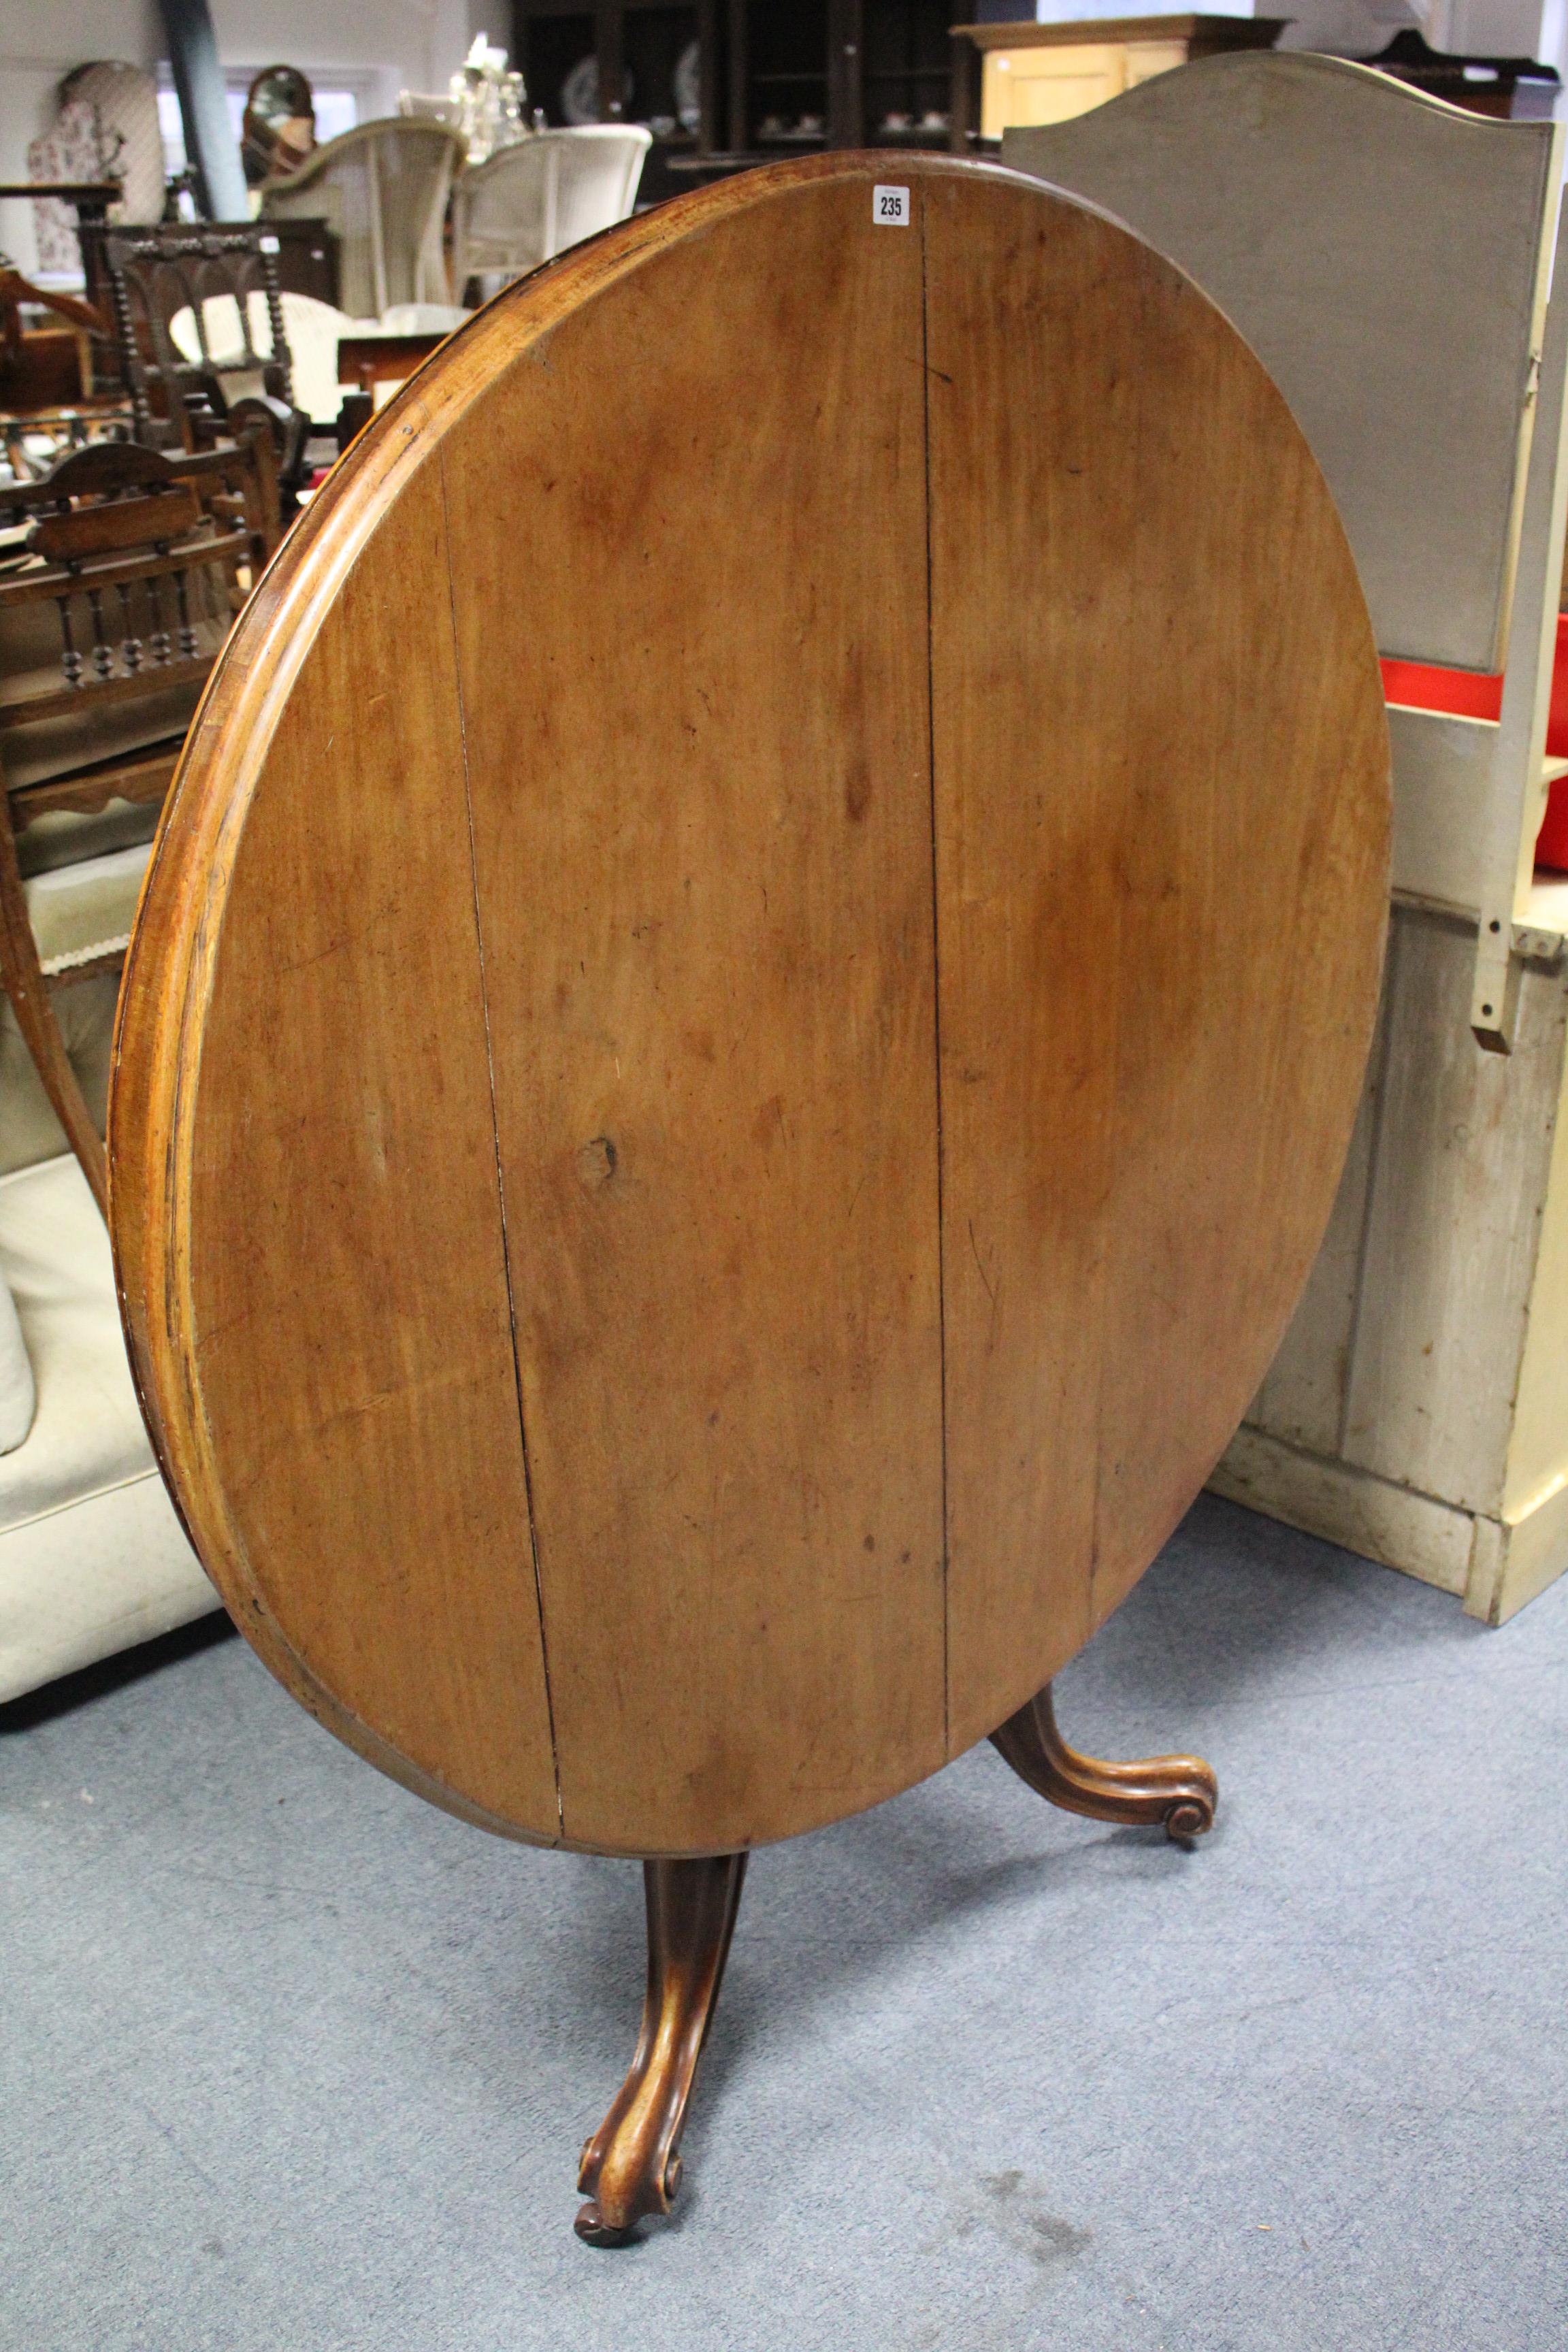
top-left (512, 2), bottom-right (1284, 174)
top-left (167, 289), bottom-right (361, 436)
top-left (0, 434), bottom-right (283, 1699)
top-left (24, 61), bottom-right (165, 270)
top-left (0, 261), bottom-right (129, 485)
top-left (97, 176), bottom-right (484, 502)
top-left (0, 435), bottom-right (275, 1211)
top-left (0, 177), bottom-right (120, 282)
top-left (1008, 54), bottom-right (1568, 1624)
top-left (78, 215), bottom-right (340, 323)
top-left (331, 306), bottom-right (472, 427)
top-left (0, 270), bottom-right (104, 416)
top-left (1, 408), bottom-right (131, 487)
top-left (98, 223), bottom-right (307, 483)
top-left (1358, 28), bottom-right (1560, 119)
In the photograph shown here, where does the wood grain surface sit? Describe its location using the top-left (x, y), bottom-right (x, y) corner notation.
top-left (110, 154), bottom-right (1389, 1857)
top-left (921, 172), bottom-right (1391, 1750)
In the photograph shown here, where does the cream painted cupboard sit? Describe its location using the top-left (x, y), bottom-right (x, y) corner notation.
top-left (949, 16), bottom-right (1283, 144)
top-left (1009, 54), bottom-right (1568, 1621)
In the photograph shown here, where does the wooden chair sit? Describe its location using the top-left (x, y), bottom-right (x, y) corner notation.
top-left (0, 266), bottom-right (108, 413)
top-left (261, 121), bottom-right (466, 318)
top-left (1, 410), bottom-right (134, 489)
top-left (0, 264), bottom-right (132, 487)
top-left (451, 127), bottom-right (651, 292)
top-left (0, 436), bottom-right (270, 1213)
top-left (97, 224), bottom-right (310, 493)
top-left (1006, 55), bottom-right (1568, 1623)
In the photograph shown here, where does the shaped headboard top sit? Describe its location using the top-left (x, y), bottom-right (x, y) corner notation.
top-left (1004, 52), bottom-right (1560, 673)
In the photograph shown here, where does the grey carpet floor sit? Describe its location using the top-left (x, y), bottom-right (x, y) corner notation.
top-left (3, 1492), bottom-right (1565, 2352)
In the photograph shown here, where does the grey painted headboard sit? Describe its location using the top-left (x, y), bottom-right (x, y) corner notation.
top-left (1003, 54), bottom-right (1559, 672)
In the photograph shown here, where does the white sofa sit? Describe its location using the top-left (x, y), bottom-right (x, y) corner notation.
top-left (0, 969), bottom-right (216, 1705)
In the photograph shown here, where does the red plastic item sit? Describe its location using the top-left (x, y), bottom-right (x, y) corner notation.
top-left (1539, 614), bottom-right (1568, 871)
top-left (1379, 617), bottom-right (1568, 872)
top-left (1379, 656), bottom-right (1502, 721)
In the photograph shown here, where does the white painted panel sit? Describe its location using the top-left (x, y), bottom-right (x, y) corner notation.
top-left (1248, 938), bottom-right (1390, 1454)
top-left (1503, 1007), bottom-right (1568, 1518)
top-left (1342, 904), bottom-right (1565, 1512)
top-left (1211, 1424), bottom-right (1476, 1594)
top-left (1386, 704), bottom-right (1494, 916)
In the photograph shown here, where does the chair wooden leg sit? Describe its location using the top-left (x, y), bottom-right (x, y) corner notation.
top-left (576, 1852), bottom-right (748, 2247)
top-left (0, 806), bottom-right (108, 1214)
top-left (991, 1682), bottom-right (1217, 1842)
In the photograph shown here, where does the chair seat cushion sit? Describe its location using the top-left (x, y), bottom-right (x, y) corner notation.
top-left (0, 1152), bottom-right (214, 1701)
top-left (24, 840), bottom-right (152, 975)
top-left (16, 792), bottom-right (163, 881)
top-left (168, 290), bottom-right (381, 426)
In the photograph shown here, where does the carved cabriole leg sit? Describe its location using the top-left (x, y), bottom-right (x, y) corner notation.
top-left (991, 1682), bottom-right (1217, 1842)
top-left (576, 1852), bottom-right (748, 2247)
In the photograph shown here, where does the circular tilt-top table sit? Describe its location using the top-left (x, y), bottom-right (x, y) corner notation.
top-left (110, 154), bottom-right (1390, 2243)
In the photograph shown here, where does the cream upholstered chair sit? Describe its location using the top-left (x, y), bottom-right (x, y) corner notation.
top-left (169, 290), bottom-right (378, 427)
top-left (0, 442), bottom-right (233, 1694)
top-left (261, 120), bottom-right (465, 319)
top-left (0, 1088), bottom-right (215, 1701)
top-left (451, 127), bottom-right (651, 293)
top-left (168, 294), bottom-right (476, 430)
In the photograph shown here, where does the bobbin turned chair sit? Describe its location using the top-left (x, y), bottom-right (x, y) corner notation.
top-left (0, 264), bottom-right (132, 486)
top-left (99, 225), bottom-right (310, 495)
top-left (0, 436), bottom-right (270, 1212)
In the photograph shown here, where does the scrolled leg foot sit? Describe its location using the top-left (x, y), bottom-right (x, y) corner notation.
top-left (991, 1682), bottom-right (1216, 1842)
top-left (574, 1851), bottom-right (747, 2246)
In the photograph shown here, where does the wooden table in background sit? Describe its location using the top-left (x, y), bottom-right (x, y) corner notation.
top-left (0, 180), bottom-right (122, 231)
top-left (335, 329), bottom-right (449, 405)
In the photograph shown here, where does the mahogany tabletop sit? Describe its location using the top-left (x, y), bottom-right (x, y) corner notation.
top-left (110, 154), bottom-right (1389, 1859)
